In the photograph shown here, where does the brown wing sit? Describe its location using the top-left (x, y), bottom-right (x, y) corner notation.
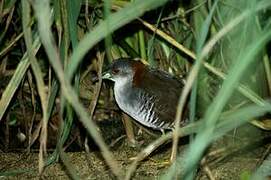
top-left (136, 68), bottom-right (185, 128)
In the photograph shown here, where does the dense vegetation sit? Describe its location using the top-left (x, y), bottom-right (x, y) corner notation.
top-left (0, 0), bottom-right (271, 179)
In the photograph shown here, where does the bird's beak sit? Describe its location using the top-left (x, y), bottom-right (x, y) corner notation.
top-left (102, 71), bottom-right (114, 81)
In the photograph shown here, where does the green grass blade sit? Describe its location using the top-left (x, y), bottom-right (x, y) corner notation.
top-left (67, 0), bottom-right (169, 80)
top-left (0, 37), bottom-right (41, 121)
top-left (181, 20), bottom-right (271, 180)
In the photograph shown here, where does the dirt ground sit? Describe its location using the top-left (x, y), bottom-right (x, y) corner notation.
top-left (0, 130), bottom-right (268, 180)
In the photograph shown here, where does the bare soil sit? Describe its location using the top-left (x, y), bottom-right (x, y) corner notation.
top-left (0, 129), bottom-right (268, 180)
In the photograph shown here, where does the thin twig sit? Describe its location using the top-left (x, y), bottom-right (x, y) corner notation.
top-left (0, 33), bottom-right (24, 58)
top-left (257, 144), bottom-right (271, 166)
top-left (202, 165), bottom-right (216, 180)
top-left (89, 52), bottom-right (105, 118)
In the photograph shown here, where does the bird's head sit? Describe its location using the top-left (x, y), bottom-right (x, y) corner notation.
top-left (103, 58), bottom-right (145, 86)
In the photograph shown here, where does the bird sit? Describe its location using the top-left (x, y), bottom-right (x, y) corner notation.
top-left (103, 58), bottom-right (188, 132)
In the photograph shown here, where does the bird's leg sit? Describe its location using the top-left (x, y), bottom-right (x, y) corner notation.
top-left (159, 129), bottom-right (174, 166)
top-left (122, 113), bottom-right (137, 147)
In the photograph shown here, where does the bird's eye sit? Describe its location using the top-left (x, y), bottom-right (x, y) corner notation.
top-left (112, 68), bottom-right (120, 74)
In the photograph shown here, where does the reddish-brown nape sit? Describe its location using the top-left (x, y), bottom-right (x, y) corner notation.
top-left (131, 61), bottom-right (146, 87)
